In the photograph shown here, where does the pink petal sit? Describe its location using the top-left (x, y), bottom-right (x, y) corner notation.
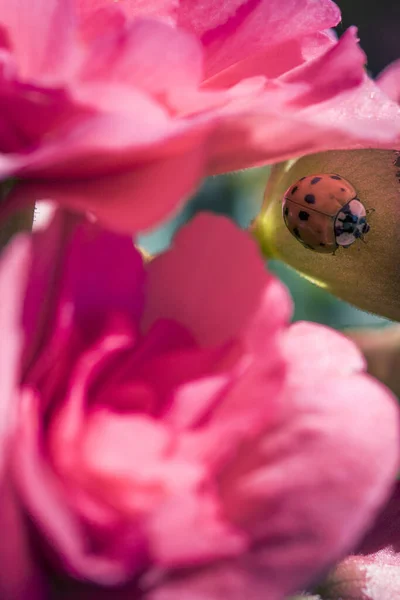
top-left (243, 277), bottom-right (292, 354)
top-left (22, 210), bottom-right (144, 381)
top-left (204, 28), bottom-right (400, 174)
top-left (281, 27), bottom-right (365, 107)
top-left (79, 413), bottom-right (204, 508)
top-left (175, 286), bottom-right (291, 464)
top-left (146, 490), bottom-right (247, 566)
top-left (54, 215), bottom-right (145, 323)
top-left (0, 78), bottom-right (90, 154)
top-left (297, 75), bottom-right (400, 148)
top-left (142, 214), bottom-right (282, 346)
top-left (127, 342), bottom-right (233, 408)
top-left (14, 388), bottom-right (142, 585)
top-left (49, 324), bottom-right (138, 451)
top-left (358, 482), bottom-right (400, 555)
top-left (178, 359), bottom-right (285, 472)
top-left (0, 0), bottom-right (75, 79)
top-left (213, 356), bottom-right (399, 596)
top-left (0, 479), bottom-right (46, 600)
top-left (204, 30), bottom-right (336, 89)
top-left (207, 74), bottom-right (400, 174)
top-left (321, 483), bottom-right (400, 599)
top-left (80, 18), bottom-right (203, 109)
top-left (377, 58), bottom-right (400, 104)
top-left (78, 0), bottom-right (179, 25)
top-left (282, 321), bottom-right (366, 378)
top-left (147, 554), bottom-right (289, 600)
top-left (178, 0), bottom-right (340, 78)
top-left (0, 236), bottom-right (30, 464)
top-left (10, 141), bottom-right (206, 233)
top-left (14, 89), bottom-right (186, 177)
top-left (0, 237), bottom-right (45, 599)
top-left (164, 375), bottom-right (230, 429)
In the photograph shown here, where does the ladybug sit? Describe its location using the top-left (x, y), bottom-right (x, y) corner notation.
top-left (282, 173), bottom-right (371, 254)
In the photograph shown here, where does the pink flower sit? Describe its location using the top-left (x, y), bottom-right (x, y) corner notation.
top-left (0, 210), bottom-right (398, 599)
top-left (1, 0), bottom-right (400, 232)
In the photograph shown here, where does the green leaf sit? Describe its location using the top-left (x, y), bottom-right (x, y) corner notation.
top-left (252, 149), bottom-right (400, 321)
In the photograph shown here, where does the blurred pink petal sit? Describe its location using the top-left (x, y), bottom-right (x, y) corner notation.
top-left (78, 0), bottom-right (179, 24)
top-left (207, 29), bottom-right (400, 173)
top-left (281, 27), bottom-right (365, 106)
top-left (0, 211), bottom-right (397, 599)
top-left (0, 237), bottom-right (45, 599)
top-left (282, 321), bottom-right (366, 377)
top-left (177, 0), bottom-right (340, 78)
top-left (142, 213), bottom-right (290, 346)
top-left (203, 30), bottom-right (337, 89)
top-left (377, 58), bottom-right (400, 104)
top-left (0, 237), bottom-right (29, 461)
top-left (317, 482), bottom-right (400, 599)
top-left (7, 143), bottom-right (206, 233)
top-left (149, 361), bottom-right (400, 598)
top-left (359, 482), bottom-right (400, 556)
top-left (0, 0), bottom-right (75, 79)
top-left (0, 0), bottom-right (399, 232)
top-left (79, 18), bottom-right (204, 108)
top-left (210, 330), bottom-right (399, 598)
top-left (15, 388), bottom-right (138, 585)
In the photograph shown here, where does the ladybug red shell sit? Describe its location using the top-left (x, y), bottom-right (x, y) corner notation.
top-left (282, 173), bottom-right (371, 254)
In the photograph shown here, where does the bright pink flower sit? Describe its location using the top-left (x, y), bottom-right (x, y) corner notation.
top-left (1, 0), bottom-right (400, 232)
top-left (0, 210), bottom-right (398, 599)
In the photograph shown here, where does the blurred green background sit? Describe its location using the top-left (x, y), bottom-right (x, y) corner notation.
top-left (139, 0), bottom-right (399, 331)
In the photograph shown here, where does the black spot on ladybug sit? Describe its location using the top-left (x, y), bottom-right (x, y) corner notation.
top-left (291, 186), bottom-right (298, 194)
top-left (293, 227), bottom-right (301, 238)
top-left (304, 194), bottom-right (315, 204)
top-left (284, 207), bottom-right (289, 217)
top-left (330, 175), bottom-right (341, 180)
top-left (319, 242), bottom-right (326, 247)
top-left (298, 211), bottom-right (309, 221)
top-left (311, 177), bottom-right (321, 185)
top-left (340, 187), bottom-right (346, 192)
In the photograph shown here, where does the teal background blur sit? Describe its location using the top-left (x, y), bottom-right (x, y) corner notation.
top-left (138, 169), bottom-right (391, 330)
